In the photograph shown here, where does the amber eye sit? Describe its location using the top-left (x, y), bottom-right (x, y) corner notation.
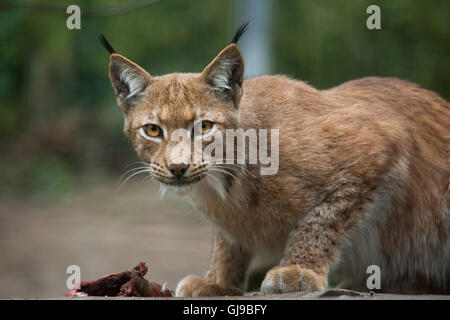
top-left (144, 124), bottom-right (162, 138)
top-left (201, 121), bottom-right (213, 134)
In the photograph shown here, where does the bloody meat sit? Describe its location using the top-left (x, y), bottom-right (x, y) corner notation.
top-left (65, 262), bottom-right (172, 297)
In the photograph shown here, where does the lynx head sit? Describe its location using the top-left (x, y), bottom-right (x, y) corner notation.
top-left (101, 23), bottom-right (248, 195)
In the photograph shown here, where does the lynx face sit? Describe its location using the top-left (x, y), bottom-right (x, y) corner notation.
top-left (107, 44), bottom-right (244, 192)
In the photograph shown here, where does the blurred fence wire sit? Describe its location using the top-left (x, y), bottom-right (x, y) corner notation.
top-left (1, 0), bottom-right (163, 17)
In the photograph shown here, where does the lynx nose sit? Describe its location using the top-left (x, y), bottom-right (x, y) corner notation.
top-left (168, 163), bottom-right (188, 178)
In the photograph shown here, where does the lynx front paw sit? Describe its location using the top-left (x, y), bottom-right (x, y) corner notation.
top-left (176, 275), bottom-right (242, 297)
top-left (261, 265), bottom-right (326, 294)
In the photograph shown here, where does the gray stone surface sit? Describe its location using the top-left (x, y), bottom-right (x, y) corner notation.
top-left (54, 289), bottom-right (450, 300)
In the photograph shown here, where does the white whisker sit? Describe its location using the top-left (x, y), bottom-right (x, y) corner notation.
top-left (118, 166), bottom-right (150, 183)
top-left (116, 169), bottom-right (152, 192)
top-left (208, 168), bottom-right (241, 186)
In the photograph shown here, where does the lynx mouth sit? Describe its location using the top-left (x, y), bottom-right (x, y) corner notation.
top-left (156, 173), bottom-right (206, 187)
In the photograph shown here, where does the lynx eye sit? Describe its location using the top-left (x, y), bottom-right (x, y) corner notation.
top-left (144, 124), bottom-right (162, 138)
top-left (201, 121), bottom-right (214, 134)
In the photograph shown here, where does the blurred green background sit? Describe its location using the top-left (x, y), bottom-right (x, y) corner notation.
top-left (0, 0), bottom-right (449, 197)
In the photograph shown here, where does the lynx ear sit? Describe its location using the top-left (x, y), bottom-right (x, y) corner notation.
top-left (202, 44), bottom-right (244, 103)
top-left (109, 54), bottom-right (152, 107)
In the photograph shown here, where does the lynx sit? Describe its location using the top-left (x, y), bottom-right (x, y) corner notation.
top-left (101, 24), bottom-right (449, 295)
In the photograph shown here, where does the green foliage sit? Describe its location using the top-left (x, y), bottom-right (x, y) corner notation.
top-left (274, 0), bottom-right (450, 94)
top-left (1, 154), bottom-right (75, 196)
top-left (0, 0), bottom-right (448, 195)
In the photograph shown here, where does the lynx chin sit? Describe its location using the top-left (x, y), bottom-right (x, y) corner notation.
top-left (100, 23), bottom-right (449, 296)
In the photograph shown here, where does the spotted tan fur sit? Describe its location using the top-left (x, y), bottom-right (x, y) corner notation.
top-left (104, 33), bottom-right (450, 296)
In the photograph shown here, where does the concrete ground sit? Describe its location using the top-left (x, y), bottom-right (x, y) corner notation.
top-left (59, 289), bottom-right (450, 300)
top-left (0, 180), bottom-right (212, 299)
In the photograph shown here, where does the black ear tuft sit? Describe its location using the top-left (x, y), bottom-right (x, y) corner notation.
top-left (231, 21), bottom-right (250, 44)
top-left (99, 34), bottom-right (116, 54)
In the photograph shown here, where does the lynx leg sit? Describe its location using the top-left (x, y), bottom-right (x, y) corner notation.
top-left (176, 231), bottom-right (251, 297)
top-left (261, 191), bottom-right (364, 294)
